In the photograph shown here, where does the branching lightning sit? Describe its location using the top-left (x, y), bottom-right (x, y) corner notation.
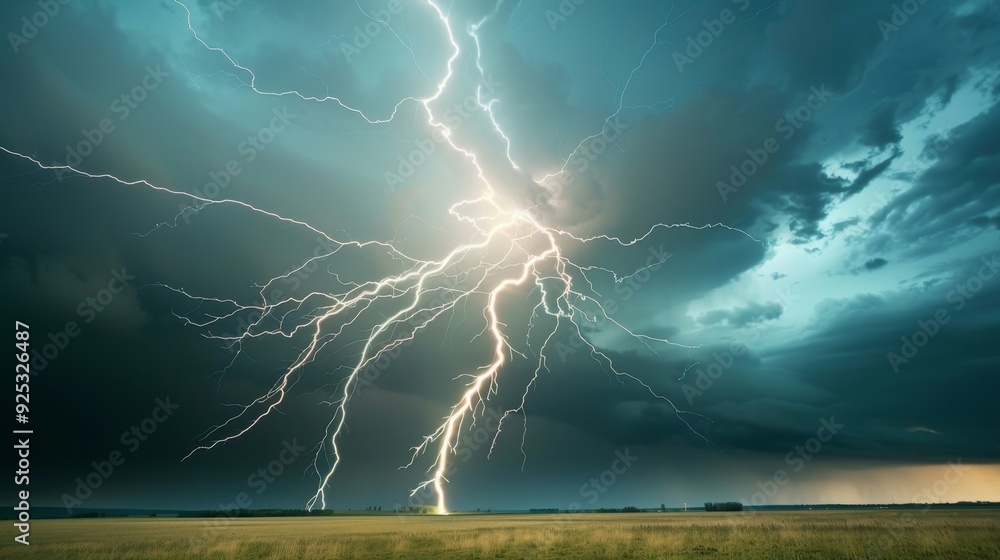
top-left (2, 0), bottom-right (764, 514)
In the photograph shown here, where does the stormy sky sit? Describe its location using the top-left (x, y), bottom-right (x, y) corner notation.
top-left (2, 0), bottom-right (999, 513)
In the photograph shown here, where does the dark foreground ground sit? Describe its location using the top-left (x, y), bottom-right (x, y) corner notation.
top-left (2, 509), bottom-right (998, 559)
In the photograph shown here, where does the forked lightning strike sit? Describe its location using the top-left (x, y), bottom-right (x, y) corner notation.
top-left (2, 0), bottom-right (762, 514)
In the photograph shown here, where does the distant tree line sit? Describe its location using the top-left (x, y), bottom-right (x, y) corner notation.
top-left (400, 505), bottom-right (438, 514)
top-left (704, 502), bottom-right (744, 512)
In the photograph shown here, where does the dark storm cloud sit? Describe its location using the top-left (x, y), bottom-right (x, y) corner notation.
top-left (518, 249), bottom-right (1000, 464)
top-left (2, 0), bottom-right (999, 512)
top-left (829, 218), bottom-right (860, 235)
top-left (698, 301), bottom-right (783, 328)
top-left (760, 264), bottom-right (1000, 461)
top-left (863, 257), bottom-right (889, 272)
top-left (869, 102), bottom-right (1000, 259)
top-left (860, 101), bottom-right (902, 149)
top-left (764, 0), bottom-right (888, 94)
top-left (501, 0), bottom-right (994, 252)
top-left (844, 151), bottom-right (901, 196)
top-left (969, 213), bottom-right (1000, 232)
top-left (451, 0), bottom-right (1000, 473)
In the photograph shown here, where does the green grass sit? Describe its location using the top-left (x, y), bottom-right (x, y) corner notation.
top-left (2, 509), bottom-right (998, 559)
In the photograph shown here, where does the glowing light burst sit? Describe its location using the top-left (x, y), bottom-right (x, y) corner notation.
top-left (1, 0), bottom-right (765, 514)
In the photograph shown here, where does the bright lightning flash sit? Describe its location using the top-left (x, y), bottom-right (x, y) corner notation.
top-left (2, 0), bottom-right (762, 514)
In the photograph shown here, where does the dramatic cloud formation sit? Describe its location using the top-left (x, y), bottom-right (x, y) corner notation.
top-left (1, 0), bottom-right (997, 512)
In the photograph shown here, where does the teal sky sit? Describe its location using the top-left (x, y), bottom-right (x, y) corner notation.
top-left (2, 0), bottom-right (999, 512)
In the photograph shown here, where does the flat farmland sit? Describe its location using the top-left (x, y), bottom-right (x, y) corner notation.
top-left (2, 509), bottom-right (998, 559)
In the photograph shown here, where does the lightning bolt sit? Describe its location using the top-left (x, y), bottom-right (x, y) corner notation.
top-left (2, 0), bottom-right (764, 514)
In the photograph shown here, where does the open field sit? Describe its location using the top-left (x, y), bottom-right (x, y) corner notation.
top-left (3, 509), bottom-right (999, 559)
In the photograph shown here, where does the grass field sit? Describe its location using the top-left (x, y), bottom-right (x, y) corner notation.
top-left (2, 509), bottom-right (998, 559)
